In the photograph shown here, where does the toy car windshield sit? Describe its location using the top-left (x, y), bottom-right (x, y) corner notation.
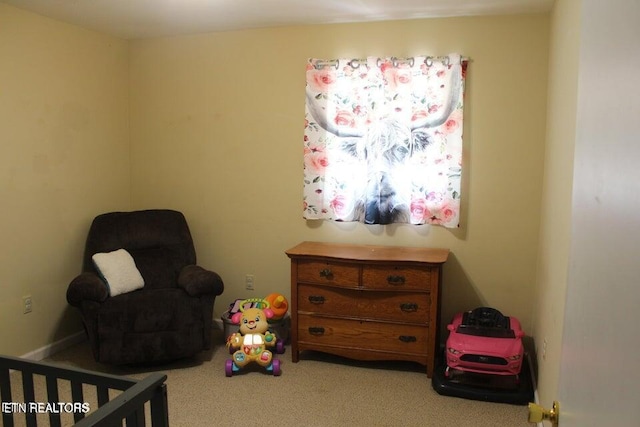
top-left (456, 324), bottom-right (516, 338)
top-left (456, 307), bottom-right (516, 339)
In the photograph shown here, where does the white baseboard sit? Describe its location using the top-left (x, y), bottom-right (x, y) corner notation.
top-left (20, 331), bottom-right (87, 362)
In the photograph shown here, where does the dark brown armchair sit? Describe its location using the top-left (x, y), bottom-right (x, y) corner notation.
top-left (66, 209), bottom-right (224, 364)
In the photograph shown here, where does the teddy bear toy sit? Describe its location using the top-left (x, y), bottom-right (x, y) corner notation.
top-left (225, 300), bottom-right (282, 376)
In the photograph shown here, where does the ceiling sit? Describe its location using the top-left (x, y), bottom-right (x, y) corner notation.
top-left (2, 0), bottom-right (555, 40)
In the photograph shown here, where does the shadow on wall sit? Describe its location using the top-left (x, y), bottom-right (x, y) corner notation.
top-left (438, 251), bottom-right (485, 346)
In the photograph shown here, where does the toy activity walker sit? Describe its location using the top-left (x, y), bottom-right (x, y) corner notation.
top-left (225, 297), bottom-right (285, 377)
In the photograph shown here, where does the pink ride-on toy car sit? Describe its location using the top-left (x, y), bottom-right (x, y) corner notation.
top-left (445, 307), bottom-right (524, 380)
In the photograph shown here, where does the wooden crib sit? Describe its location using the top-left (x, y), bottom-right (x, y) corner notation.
top-left (0, 354), bottom-right (168, 427)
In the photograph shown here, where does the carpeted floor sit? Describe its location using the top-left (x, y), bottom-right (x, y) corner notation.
top-left (11, 328), bottom-right (531, 426)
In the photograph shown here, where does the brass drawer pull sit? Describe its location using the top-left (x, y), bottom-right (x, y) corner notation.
top-left (308, 327), bottom-right (325, 336)
top-left (400, 303), bottom-right (418, 312)
top-left (387, 275), bottom-right (406, 285)
top-left (399, 335), bottom-right (417, 343)
top-left (308, 295), bottom-right (326, 304)
top-left (319, 268), bottom-right (333, 278)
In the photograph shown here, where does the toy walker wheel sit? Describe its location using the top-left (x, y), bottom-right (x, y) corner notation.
top-left (272, 359), bottom-right (281, 376)
top-left (225, 359), bottom-right (234, 377)
top-left (276, 340), bottom-right (285, 354)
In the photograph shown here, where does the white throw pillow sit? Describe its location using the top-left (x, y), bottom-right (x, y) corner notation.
top-left (92, 249), bottom-right (145, 297)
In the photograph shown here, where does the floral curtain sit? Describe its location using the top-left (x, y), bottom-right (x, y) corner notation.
top-left (303, 54), bottom-right (467, 227)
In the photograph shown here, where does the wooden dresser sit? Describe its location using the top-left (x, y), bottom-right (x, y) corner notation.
top-left (285, 241), bottom-right (448, 377)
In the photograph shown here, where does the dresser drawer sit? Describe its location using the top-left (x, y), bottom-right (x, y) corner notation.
top-left (362, 265), bottom-right (431, 290)
top-left (296, 260), bottom-right (359, 287)
top-left (298, 284), bottom-right (430, 324)
top-left (298, 314), bottom-right (428, 355)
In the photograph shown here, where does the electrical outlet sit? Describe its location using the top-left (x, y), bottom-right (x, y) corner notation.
top-left (245, 274), bottom-right (255, 291)
top-left (23, 295), bottom-right (32, 314)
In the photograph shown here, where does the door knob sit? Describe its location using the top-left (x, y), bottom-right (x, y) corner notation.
top-left (528, 401), bottom-right (559, 426)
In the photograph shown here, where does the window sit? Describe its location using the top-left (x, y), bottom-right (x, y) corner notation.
top-left (303, 54), bottom-right (467, 227)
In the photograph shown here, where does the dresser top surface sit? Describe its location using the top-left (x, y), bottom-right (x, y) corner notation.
top-left (285, 241), bottom-right (449, 264)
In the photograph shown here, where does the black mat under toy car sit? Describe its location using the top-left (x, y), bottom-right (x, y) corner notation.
top-left (431, 353), bottom-right (534, 405)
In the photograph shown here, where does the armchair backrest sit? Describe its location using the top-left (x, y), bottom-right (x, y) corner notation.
top-left (83, 210), bottom-right (197, 290)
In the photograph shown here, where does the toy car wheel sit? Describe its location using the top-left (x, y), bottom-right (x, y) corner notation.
top-left (272, 359), bottom-right (281, 376)
top-left (225, 359), bottom-right (234, 377)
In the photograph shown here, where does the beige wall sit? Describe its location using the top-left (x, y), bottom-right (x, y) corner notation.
top-left (533, 0), bottom-right (580, 405)
top-left (0, 4), bottom-right (130, 356)
top-left (129, 15), bottom-right (550, 333)
top-left (0, 5), bottom-right (551, 358)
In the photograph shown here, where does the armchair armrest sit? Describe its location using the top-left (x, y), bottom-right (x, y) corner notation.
top-left (66, 272), bottom-right (109, 307)
top-left (178, 265), bottom-right (224, 297)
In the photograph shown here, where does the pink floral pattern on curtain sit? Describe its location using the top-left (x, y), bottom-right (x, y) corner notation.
top-left (303, 54), bottom-right (467, 227)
